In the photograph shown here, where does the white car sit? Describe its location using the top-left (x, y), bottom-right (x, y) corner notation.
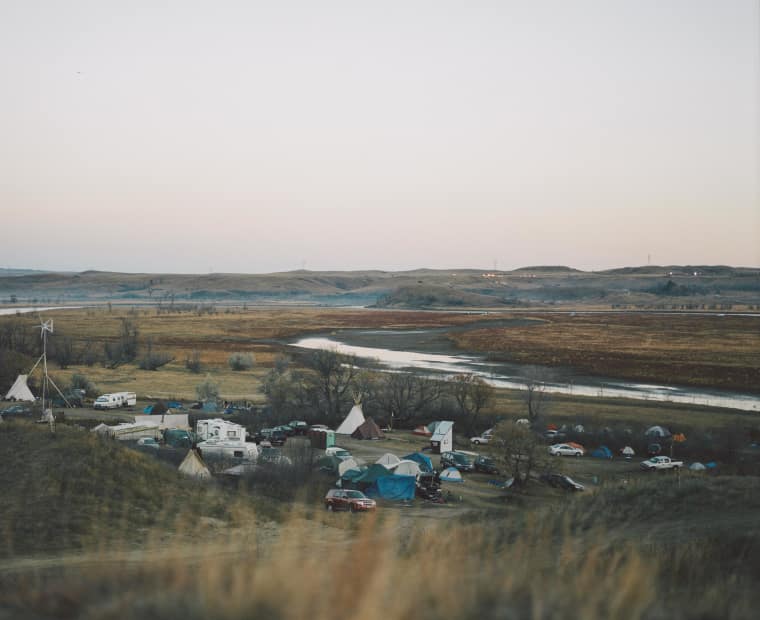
top-left (548, 443), bottom-right (584, 457)
top-left (470, 432), bottom-right (492, 445)
top-left (325, 447), bottom-right (352, 461)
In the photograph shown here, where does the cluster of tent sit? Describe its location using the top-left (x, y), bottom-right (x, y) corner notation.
top-left (318, 450), bottom-right (455, 501)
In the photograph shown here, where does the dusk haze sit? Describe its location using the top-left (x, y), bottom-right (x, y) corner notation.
top-left (2, 0), bottom-right (758, 272)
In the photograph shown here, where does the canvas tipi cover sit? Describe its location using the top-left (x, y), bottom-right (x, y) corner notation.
top-left (352, 417), bottom-right (384, 440)
top-left (4, 375), bottom-right (34, 402)
top-left (179, 449), bottom-right (211, 479)
top-left (336, 403), bottom-right (365, 435)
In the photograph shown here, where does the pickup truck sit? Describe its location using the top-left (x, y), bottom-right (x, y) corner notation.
top-left (640, 456), bottom-right (683, 471)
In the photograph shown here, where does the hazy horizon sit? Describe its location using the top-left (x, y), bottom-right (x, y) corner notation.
top-left (2, 1), bottom-right (759, 274)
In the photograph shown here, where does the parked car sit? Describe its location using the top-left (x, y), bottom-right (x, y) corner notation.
top-left (289, 420), bottom-right (309, 435)
top-left (136, 437), bottom-right (160, 450)
top-left (325, 447), bottom-right (352, 461)
top-left (470, 430), bottom-right (493, 445)
top-left (548, 443), bottom-right (584, 457)
top-left (0, 404), bottom-right (34, 418)
top-left (473, 455), bottom-right (500, 475)
top-left (324, 489), bottom-right (377, 512)
top-left (274, 424), bottom-right (295, 437)
top-left (640, 456), bottom-right (683, 471)
top-left (540, 473), bottom-right (585, 492)
top-left (440, 451), bottom-right (475, 472)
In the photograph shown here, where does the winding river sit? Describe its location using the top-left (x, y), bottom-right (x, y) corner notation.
top-left (292, 333), bottom-right (760, 413)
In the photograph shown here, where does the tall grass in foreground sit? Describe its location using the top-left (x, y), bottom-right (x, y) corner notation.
top-left (1, 507), bottom-right (755, 620)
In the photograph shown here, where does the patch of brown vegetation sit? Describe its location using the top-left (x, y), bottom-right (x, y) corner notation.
top-left (452, 313), bottom-right (760, 392)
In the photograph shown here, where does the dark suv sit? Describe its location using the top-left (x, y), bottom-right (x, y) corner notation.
top-left (440, 451), bottom-right (475, 472)
top-left (474, 455), bottom-right (500, 475)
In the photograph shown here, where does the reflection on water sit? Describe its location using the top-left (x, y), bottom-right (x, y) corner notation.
top-left (293, 336), bottom-right (760, 413)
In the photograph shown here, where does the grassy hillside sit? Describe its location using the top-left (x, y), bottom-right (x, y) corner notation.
top-left (1, 265), bottom-right (758, 307)
top-left (0, 422), bottom-right (236, 556)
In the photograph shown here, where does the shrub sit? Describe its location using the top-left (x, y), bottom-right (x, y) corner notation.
top-left (70, 373), bottom-right (98, 397)
top-left (228, 352), bottom-right (255, 371)
top-left (185, 350), bottom-right (203, 373)
top-left (196, 375), bottom-right (220, 402)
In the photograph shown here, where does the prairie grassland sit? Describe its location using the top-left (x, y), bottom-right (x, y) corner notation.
top-left (452, 312), bottom-right (760, 392)
top-left (2, 423), bottom-right (760, 619)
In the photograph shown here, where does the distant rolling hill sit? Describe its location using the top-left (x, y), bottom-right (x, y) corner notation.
top-left (0, 266), bottom-right (758, 308)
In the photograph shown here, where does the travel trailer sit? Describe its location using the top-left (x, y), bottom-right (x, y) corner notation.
top-left (93, 392), bottom-right (137, 410)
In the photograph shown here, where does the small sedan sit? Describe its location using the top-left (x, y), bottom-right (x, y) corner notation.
top-left (540, 473), bottom-right (585, 492)
top-left (324, 489), bottom-right (377, 513)
top-left (0, 404), bottom-right (33, 418)
top-left (548, 443), bottom-right (584, 457)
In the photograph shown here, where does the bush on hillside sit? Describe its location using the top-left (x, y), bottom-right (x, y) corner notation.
top-left (228, 352), bottom-right (255, 371)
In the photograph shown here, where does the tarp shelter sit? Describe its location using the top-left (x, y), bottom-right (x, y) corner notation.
top-left (355, 463), bottom-right (392, 484)
top-left (4, 375), bottom-right (34, 402)
top-left (352, 417), bottom-right (384, 440)
top-left (689, 462), bottom-right (706, 471)
top-left (336, 403), bottom-right (365, 435)
top-left (645, 425), bottom-right (671, 439)
top-left (440, 467), bottom-right (464, 483)
top-left (178, 449), bottom-right (211, 479)
top-left (591, 446), bottom-right (613, 459)
top-left (621, 446), bottom-right (635, 457)
top-left (403, 452), bottom-right (433, 473)
top-left (365, 475), bottom-right (416, 501)
top-left (338, 457), bottom-right (362, 477)
top-left (412, 425), bottom-right (432, 437)
top-left (341, 467), bottom-right (368, 483)
top-left (391, 460), bottom-right (422, 478)
top-left (431, 421), bottom-right (454, 454)
top-left (143, 401), bottom-right (168, 415)
top-left (376, 453), bottom-right (401, 468)
top-left (318, 454), bottom-right (342, 475)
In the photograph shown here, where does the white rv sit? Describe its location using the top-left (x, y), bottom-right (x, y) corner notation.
top-left (93, 392), bottom-right (137, 410)
top-left (196, 438), bottom-right (259, 461)
top-left (196, 419), bottom-right (247, 442)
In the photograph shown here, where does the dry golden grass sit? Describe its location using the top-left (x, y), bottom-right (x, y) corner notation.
top-left (452, 313), bottom-right (760, 392)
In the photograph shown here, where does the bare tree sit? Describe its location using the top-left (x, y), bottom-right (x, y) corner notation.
top-left (449, 373), bottom-right (494, 434)
top-left (303, 349), bottom-right (360, 424)
top-left (494, 421), bottom-right (552, 487)
top-left (523, 367), bottom-right (552, 423)
top-left (377, 372), bottom-right (443, 428)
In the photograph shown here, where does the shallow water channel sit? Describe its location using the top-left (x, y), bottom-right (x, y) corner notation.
top-left (292, 329), bottom-right (760, 413)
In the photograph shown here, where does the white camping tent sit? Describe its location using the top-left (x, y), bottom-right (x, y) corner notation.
top-left (440, 467), bottom-right (464, 483)
top-left (336, 403), bottom-right (365, 435)
top-left (4, 375), bottom-right (35, 402)
top-left (391, 460), bottom-right (422, 478)
top-left (621, 446), bottom-right (635, 457)
top-left (689, 462), bottom-right (707, 471)
top-left (645, 425), bottom-right (671, 439)
top-left (179, 449), bottom-right (211, 479)
top-left (376, 453), bottom-right (401, 468)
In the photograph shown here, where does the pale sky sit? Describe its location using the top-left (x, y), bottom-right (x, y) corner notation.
top-left (1, 0), bottom-right (759, 273)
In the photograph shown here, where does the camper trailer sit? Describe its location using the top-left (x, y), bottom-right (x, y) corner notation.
top-left (196, 419), bottom-right (247, 442)
top-left (93, 392), bottom-right (137, 410)
top-left (196, 438), bottom-right (259, 461)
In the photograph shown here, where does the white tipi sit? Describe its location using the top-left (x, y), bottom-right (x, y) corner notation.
top-left (336, 397), bottom-right (365, 435)
top-left (4, 374), bottom-right (35, 402)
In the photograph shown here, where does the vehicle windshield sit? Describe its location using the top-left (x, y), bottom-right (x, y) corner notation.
top-left (335, 450), bottom-right (350, 457)
top-left (346, 491), bottom-right (366, 499)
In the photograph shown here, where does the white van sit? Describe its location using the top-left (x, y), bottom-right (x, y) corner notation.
top-left (93, 392), bottom-right (137, 410)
